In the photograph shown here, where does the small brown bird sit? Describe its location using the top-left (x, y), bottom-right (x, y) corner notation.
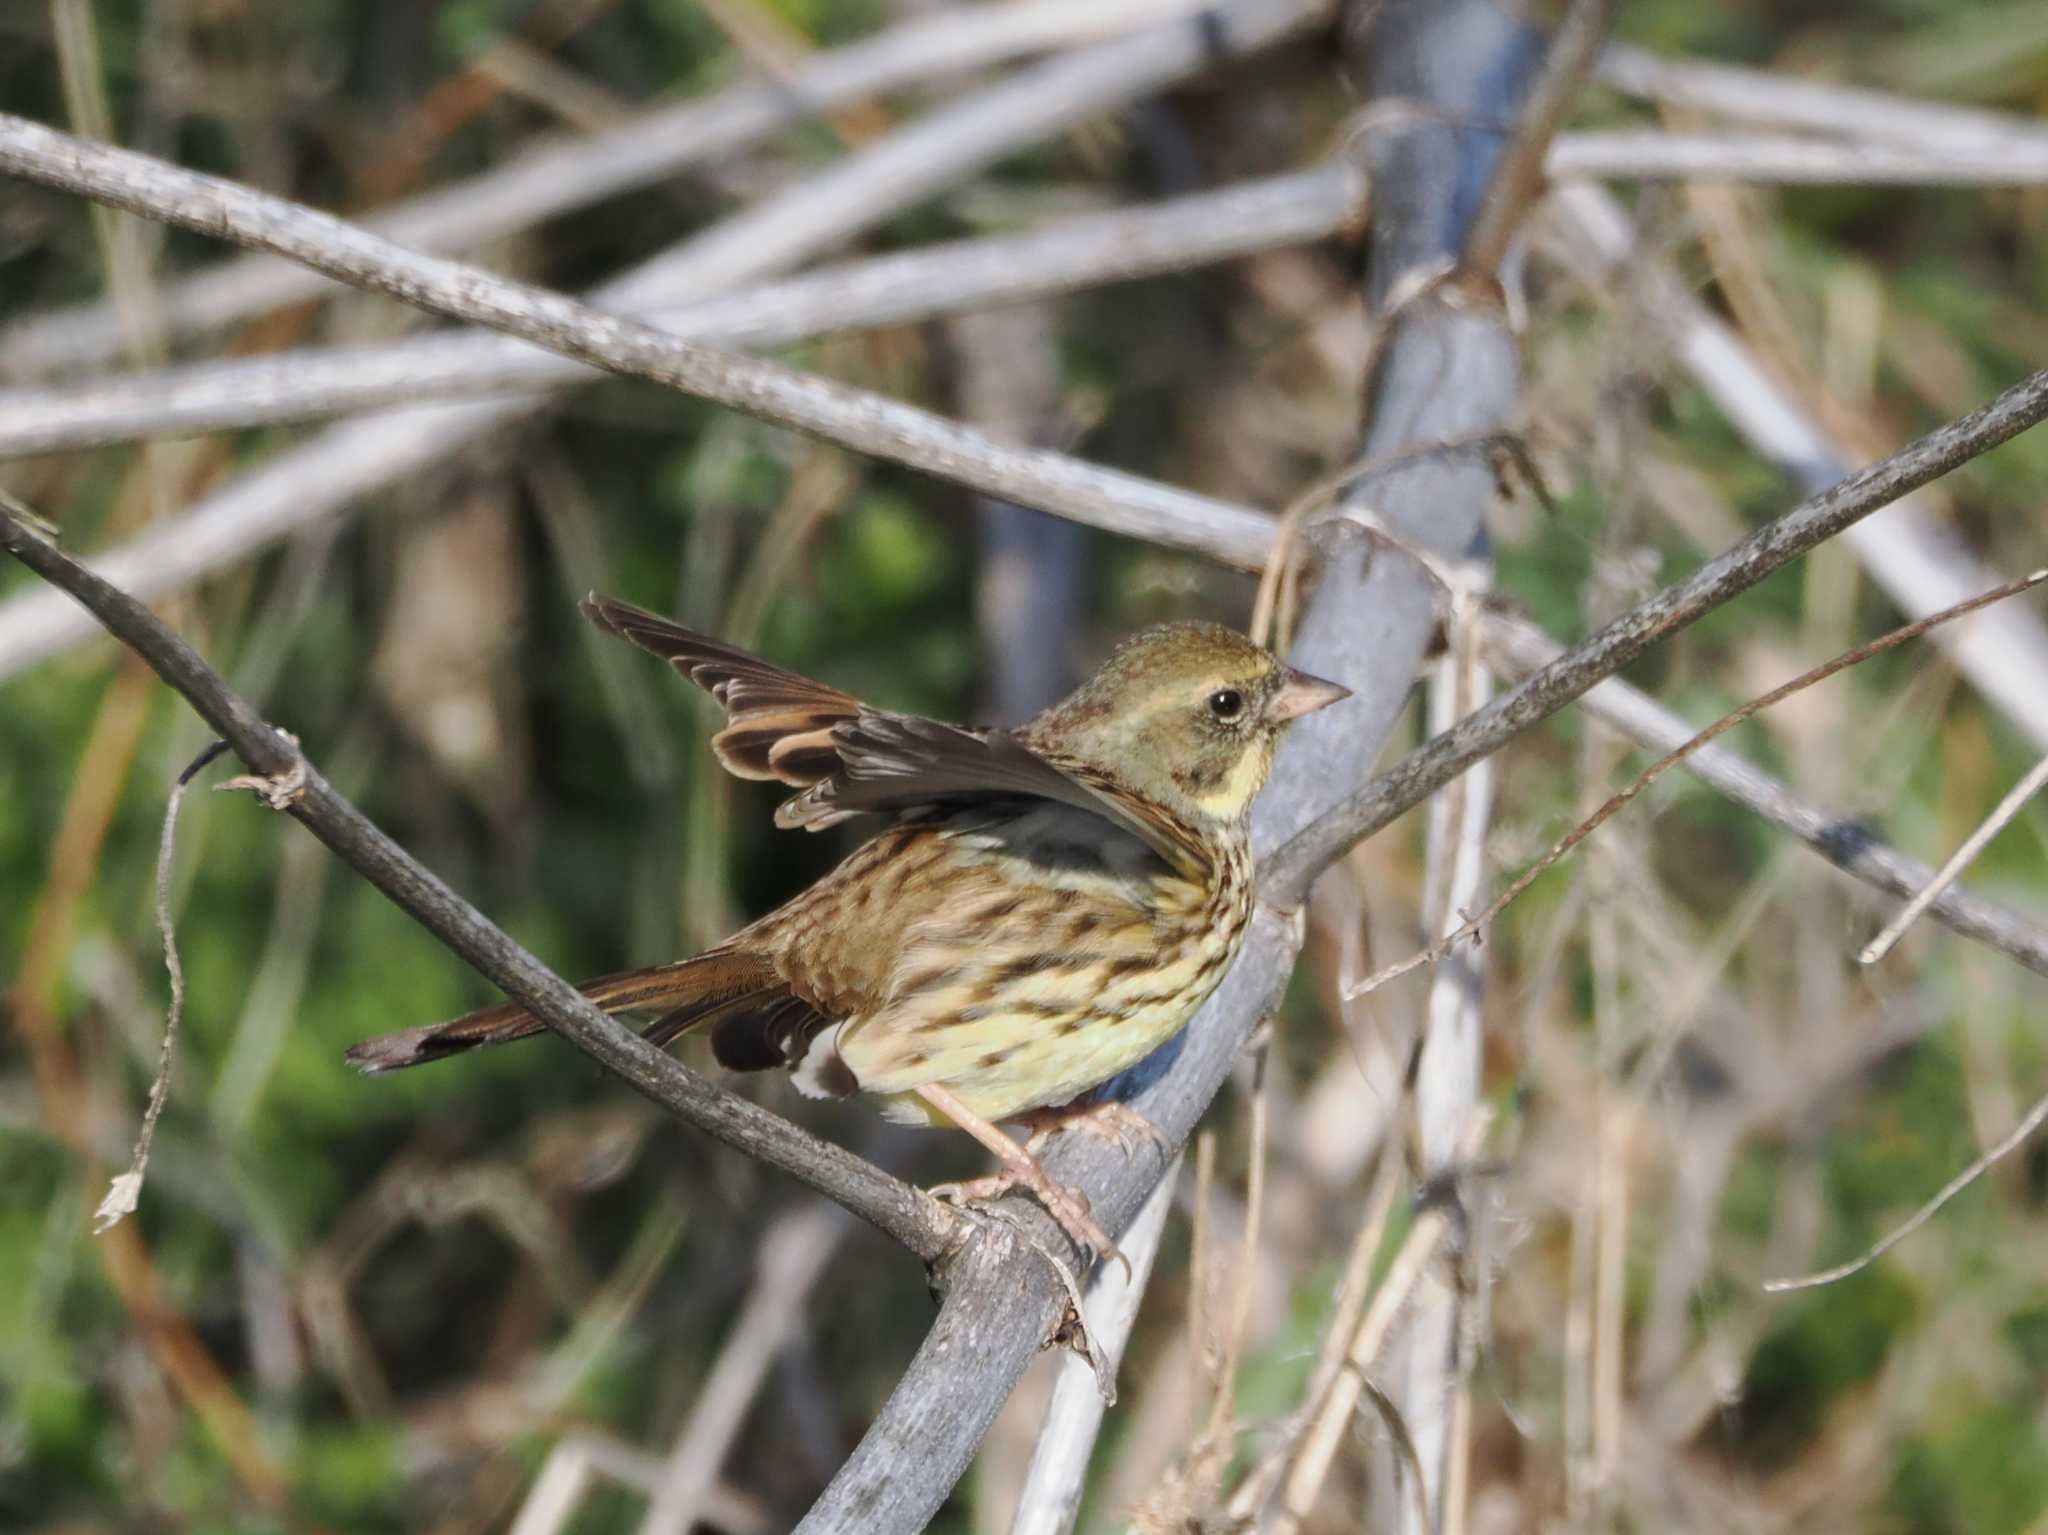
top-left (349, 596), bottom-right (1347, 1257)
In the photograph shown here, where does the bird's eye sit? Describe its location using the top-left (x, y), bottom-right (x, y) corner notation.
top-left (1208, 688), bottom-right (1245, 721)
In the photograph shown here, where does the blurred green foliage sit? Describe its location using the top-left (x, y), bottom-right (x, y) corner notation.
top-left (4, 0), bottom-right (2048, 1530)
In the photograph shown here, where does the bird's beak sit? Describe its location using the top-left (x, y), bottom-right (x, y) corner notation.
top-left (1268, 666), bottom-right (1351, 723)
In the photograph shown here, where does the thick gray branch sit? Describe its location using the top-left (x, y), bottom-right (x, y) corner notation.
top-left (796, 0), bottom-right (1547, 1526)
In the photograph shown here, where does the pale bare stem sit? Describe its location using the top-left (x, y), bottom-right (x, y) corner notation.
top-left (1596, 42), bottom-right (2048, 158)
top-left (1859, 750), bottom-right (2048, 964)
top-left (1206, 1049), bottom-right (1273, 1451)
top-left (1130, 1107), bottom-right (1260, 1524)
top-left (1188, 1129), bottom-right (1217, 1419)
top-left (0, 163), bottom-right (1364, 459)
top-left (1224, 1145), bottom-right (1403, 1523)
top-left (91, 738), bottom-right (228, 1233)
top-left (636, 1208), bottom-right (850, 1535)
top-left (509, 1434), bottom-right (765, 1535)
top-left (1269, 1110), bottom-right (1496, 1534)
top-left (1399, 591), bottom-right (1496, 1535)
top-left (1549, 130), bottom-right (2048, 185)
top-left (1591, 1093), bottom-right (1629, 1517)
top-left (1345, 570), bottom-right (2048, 1002)
top-left (1010, 1158), bottom-right (1180, 1535)
top-left (1763, 1087), bottom-right (2048, 1294)
top-left (50, 0), bottom-right (166, 374)
top-left (507, 1440), bottom-right (607, 1535)
top-left (1438, 1283), bottom-right (1479, 1535)
top-left (1561, 1136), bottom-right (1596, 1523)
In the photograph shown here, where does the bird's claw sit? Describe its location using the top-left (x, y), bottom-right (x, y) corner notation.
top-left (1022, 1101), bottom-right (1172, 1162)
top-left (930, 1171), bottom-right (1127, 1277)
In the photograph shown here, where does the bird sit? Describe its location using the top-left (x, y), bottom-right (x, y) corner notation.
top-left (348, 595), bottom-right (1348, 1260)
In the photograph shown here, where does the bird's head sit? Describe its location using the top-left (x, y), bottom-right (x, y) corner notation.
top-left (1025, 621), bottom-right (1350, 827)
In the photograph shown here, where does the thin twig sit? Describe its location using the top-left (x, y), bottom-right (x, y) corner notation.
top-left (1859, 748), bottom-right (2048, 964)
top-left (1550, 128), bottom-right (2048, 185)
top-left (1398, 593), bottom-right (1496, 1535)
top-left (636, 1208), bottom-right (850, 1535)
top-left (91, 737), bottom-right (229, 1233)
top-left (1484, 610), bottom-right (2048, 974)
top-left (0, 498), bottom-right (960, 1266)
top-left (1597, 42), bottom-right (2048, 158)
top-left (1460, 0), bottom-right (1611, 275)
top-left (1762, 1087), bottom-right (2048, 1293)
top-left (1223, 1130), bottom-right (1403, 1521)
top-left (1205, 1048), bottom-right (1272, 1453)
top-left (1346, 569), bottom-right (2048, 999)
top-left (1262, 364), bottom-right (2048, 903)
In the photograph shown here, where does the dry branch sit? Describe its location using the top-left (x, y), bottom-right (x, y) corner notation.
top-left (0, 110), bottom-right (1283, 568)
top-left (0, 0), bottom-right (1321, 681)
top-left (1548, 128), bottom-right (2048, 184)
top-left (0, 163), bottom-right (1364, 459)
top-left (0, 503), bottom-right (958, 1266)
top-left (0, 0), bottom-right (1225, 379)
top-left (1484, 612), bottom-right (2048, 975)
top-left (1263, 363), bottom-right (2048, 902)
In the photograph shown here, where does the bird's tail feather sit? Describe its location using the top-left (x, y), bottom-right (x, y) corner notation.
top-left (344, 949), bottom-right (779, 1073)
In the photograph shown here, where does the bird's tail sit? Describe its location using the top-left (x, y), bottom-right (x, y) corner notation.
top-left (344, 949), bottom-right (781, 1073)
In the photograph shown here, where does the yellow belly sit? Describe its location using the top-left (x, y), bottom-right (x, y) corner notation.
top-left (796, 798), bottom-right (1246, 1126)
top-left (841, 924), bottom-right (1239, 1126)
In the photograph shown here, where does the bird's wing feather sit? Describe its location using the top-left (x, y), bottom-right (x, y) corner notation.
top-left (778, 717), bottom-right (1210, 877)
top-left (584, 595), bottom-right (861, 784)
top-left (584, 594), bottom-right (1209, 876)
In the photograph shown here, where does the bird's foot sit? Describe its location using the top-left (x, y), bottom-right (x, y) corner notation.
top-left (914, 1082), bottom-right (1127, 1273)
top-left (1021, 1101), bottom-right (1172, 1161)
top-left (930, 1166), bottom-right (1124, 1275)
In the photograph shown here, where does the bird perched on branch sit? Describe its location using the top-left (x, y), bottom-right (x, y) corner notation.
top-left (348, 595), bottom-right (1348, 1260)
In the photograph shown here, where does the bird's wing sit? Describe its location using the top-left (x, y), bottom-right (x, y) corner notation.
top-left (584, 595), bottom-right (861, 785)
top-left (779, 716), bottom-right (1210, 877)
top-left (585, 595), bottom-right (1209, 875)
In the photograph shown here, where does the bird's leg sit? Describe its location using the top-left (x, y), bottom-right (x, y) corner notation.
top-left (1020, 1100), bottom-right (1172, 1160)
top-left (917, 1083), bottom-right (1122, 1268)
